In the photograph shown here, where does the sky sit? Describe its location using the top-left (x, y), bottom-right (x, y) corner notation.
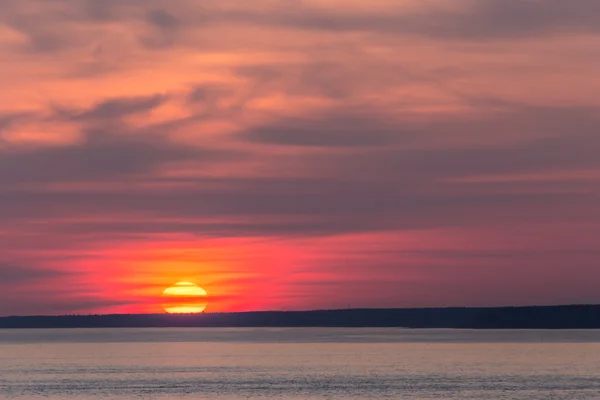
top-left (1, 0), bottom-right (599, 316)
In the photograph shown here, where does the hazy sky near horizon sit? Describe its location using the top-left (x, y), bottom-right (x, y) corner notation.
top-left (1, 0), bottom-right (599, 315)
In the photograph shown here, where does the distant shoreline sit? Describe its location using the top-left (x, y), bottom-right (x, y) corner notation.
top-left (2, 305), bottom-right (600, 329)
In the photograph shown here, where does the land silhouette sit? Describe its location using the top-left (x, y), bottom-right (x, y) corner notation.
top-left (1, 305), bottom-right (600, 329)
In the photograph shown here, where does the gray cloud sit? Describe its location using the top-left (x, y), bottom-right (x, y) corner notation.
top-left (187, 84), bottom-right (232, 104)
top-left (450, 0), bottom-right (600, 39)
top-left (234, 61), bottom-right (420, 102)
top-left (1, 102), bottom-right (599, 238)
top-left (0, 96), bottom-right (238, 186)
top-left (2, 0), bottom-right (599, 57)
top-left (146, 8), bottom-right (180, 31)
top-left (57, 94), bottom-right (168, 121)
top-left (141, 8), bottom-right (183, 49)
top-left (0, 112), bottom-right (29, 134)
top-left (241, 111), bottom-right (402, 147)
top-left (236, 0), bottom-right (600, 40)
top-left (333, 132), bottom-right (600, 184)
top-left (299, 105), bottom-right (600, 179)
top-left (1, 174), bottom-right (595, 241)
top-left (0, 262), bottom-right (70, 285)
top-left (83, 0), bottom-right (118, 21)
top-left (0, 128), bottom-right (217, 183)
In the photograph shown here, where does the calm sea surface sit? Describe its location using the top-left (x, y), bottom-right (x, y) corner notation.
top-left (1, 328), bottom-right (600, 399)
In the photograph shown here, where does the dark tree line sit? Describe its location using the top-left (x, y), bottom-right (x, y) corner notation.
top-left (2, 305), bottom-right (600, 329)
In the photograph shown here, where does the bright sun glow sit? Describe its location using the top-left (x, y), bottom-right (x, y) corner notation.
top-left (162, 282), bottom-right (208, 313)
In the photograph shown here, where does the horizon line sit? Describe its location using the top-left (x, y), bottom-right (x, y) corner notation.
top-left (2, 303), bottom-right (599, 319)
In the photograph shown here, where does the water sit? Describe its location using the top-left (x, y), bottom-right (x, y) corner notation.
top-left (1, 328), bottom-right (600, 399)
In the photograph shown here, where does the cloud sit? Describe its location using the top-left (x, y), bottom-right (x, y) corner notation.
top-left (146, 8), bottom-right (181, 31)
top-left (0, 262), bottom-right (71, 285)
top-left (60, 94), bottom-right (168, 121)
top-left (1, 100), bottom-right (599, 238)
top-left (447, 0), bottom-right (600, 39)
top-left (305, 105), bottom-right (600, 178)
top-left (0, 128), bottom-right (221, 184)
top-left (83, 0), bottom-right (119, 22)
top-left (0, 112), bottom-right (29, 134)
top-left (141, 8), bottom-right (183, 49)
top-left (187, 84), bottom-right (232, 105)
top-left (240, 110), bottom-right (402, 147)
top-left (233, 0), bottom-right (600, 40)
top-left (2, 0), bottom-right (599, 58)
top-left (0, 94), bottom-right (238, 185)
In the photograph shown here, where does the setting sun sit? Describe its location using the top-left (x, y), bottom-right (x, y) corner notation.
top-left (162, 282), bottom-right (208, 314)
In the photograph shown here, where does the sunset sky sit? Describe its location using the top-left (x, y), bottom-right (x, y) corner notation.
top-left (1, 0), bottom-right (599, 316)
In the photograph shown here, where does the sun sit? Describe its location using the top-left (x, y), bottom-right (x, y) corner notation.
top-left (162, 282), bottom-right (208, 313)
